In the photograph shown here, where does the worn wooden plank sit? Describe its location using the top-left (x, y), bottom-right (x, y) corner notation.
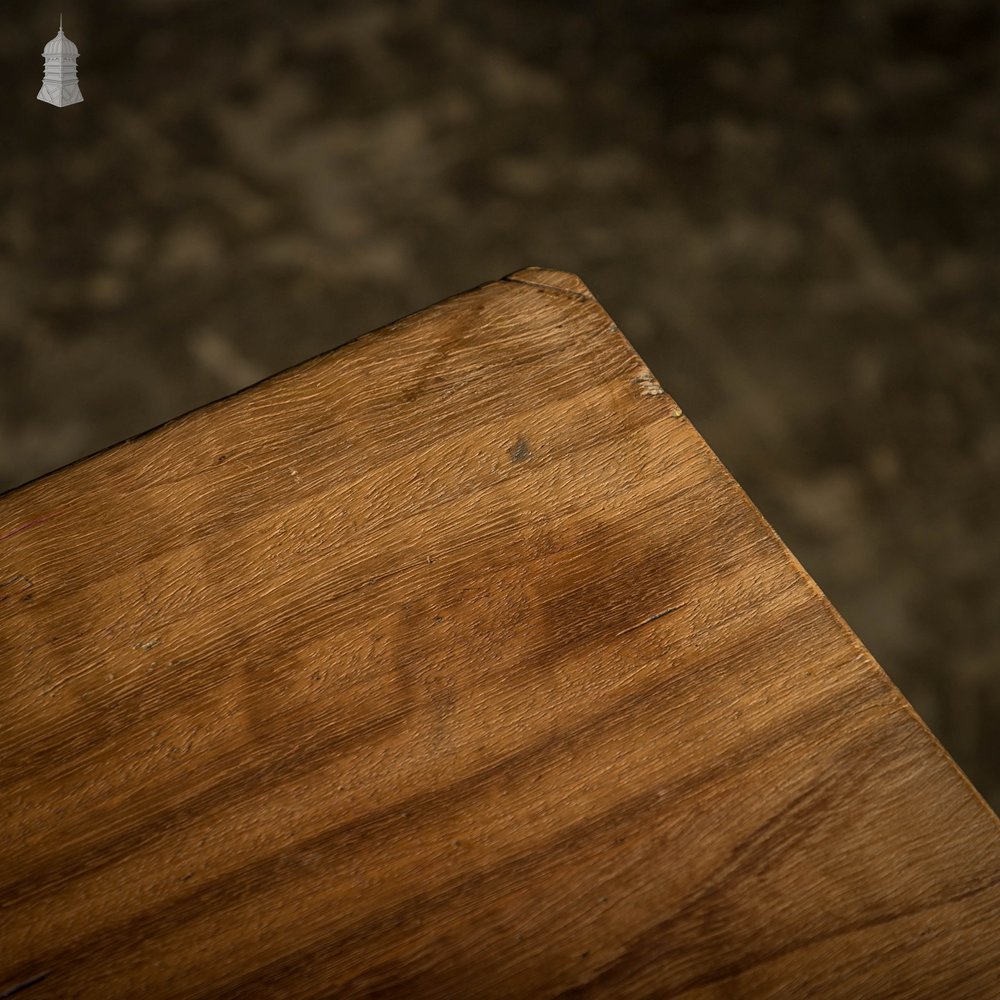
top-left (1, 266), bottom-right (997, 998)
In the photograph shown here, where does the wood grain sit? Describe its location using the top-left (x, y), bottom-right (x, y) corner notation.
top-left (1, 266), bottom-right (998, 998)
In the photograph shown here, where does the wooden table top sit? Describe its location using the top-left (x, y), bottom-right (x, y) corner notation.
top-left (2, 267), bottom-right (998, 998)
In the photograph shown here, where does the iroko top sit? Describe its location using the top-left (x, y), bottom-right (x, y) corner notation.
top-left (1, 267), bottom-right (997, 998)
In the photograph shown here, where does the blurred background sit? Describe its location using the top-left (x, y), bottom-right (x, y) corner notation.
top-left (0, 1), bottom-right (997, 808)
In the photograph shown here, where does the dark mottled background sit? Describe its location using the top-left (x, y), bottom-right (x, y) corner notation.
top-left (1, 1), bottom-right (997, 808)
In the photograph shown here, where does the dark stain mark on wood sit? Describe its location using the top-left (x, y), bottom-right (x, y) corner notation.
top-left (509, 436), bottom-right (531, 464)
top-left (0, 575), bottom-right (32, 604)
top-left (0, 971), bottom-right (50, 998)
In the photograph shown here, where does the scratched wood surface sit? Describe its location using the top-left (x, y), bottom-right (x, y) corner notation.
top-left (1, 267), bottom-right (998, 999)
